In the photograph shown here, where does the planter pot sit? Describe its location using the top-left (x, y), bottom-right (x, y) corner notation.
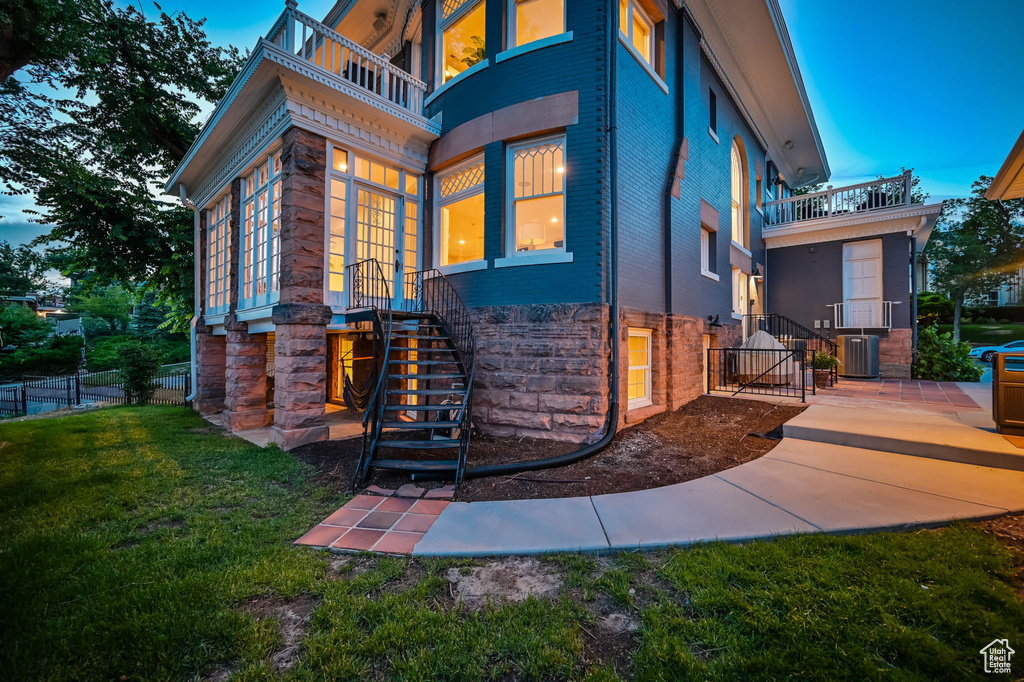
top-left (813, 369), bottom-right (832, 389)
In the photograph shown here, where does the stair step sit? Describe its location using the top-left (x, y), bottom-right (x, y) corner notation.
top-left (389, 373), bottom-right (466, 380)
top-left (371, 458), bottom-right (459, 471)
top-left (382, 420), bottom-right (460, 429)
top-left (389, 359), bottom-right (457, 365)
top-left (389, 346), bottom-right (457, 352)
top-left (378, 439), bottom-right (461, 449)
top-left (384, 403), bottom-right (464, 411)
top-left (388, 388), bottom-right (467, 396)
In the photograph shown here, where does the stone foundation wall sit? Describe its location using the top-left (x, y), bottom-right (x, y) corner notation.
top-left (222, 317), bottom-right (270, 431)
top-left (473, 304), bottom-right (611, 443)
top-left (194, 326), bottom-right (226, 414)
top-left (879, 328), bottom-right (913, 379)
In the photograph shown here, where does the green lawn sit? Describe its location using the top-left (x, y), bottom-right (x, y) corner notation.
top-left (1, 407), bottom-right (1022, 680)
top-left (937, 323), bottom-right (1024, 345)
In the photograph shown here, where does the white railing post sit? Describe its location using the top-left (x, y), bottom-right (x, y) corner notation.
top-left (826, 185), bottom-right (834, 217)
top-left (284, 0), bottom-right (297, 53)
top-left (902, 169), bottom-right (913, 205)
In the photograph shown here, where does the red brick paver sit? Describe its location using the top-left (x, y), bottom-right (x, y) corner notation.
top-left (815, 379), bottom-right (981, 410)
top-left (295, 494), bottom-right (450, 554)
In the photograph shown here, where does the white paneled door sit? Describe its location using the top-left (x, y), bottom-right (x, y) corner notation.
top-left (842, 239), bottom-right (882, 327)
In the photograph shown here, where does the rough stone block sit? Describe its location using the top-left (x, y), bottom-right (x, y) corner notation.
top-left (270, 424), bottom-right (329, 450)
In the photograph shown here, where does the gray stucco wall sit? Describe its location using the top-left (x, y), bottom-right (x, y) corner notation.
top-left (766, 232), bottom-right (913, 333)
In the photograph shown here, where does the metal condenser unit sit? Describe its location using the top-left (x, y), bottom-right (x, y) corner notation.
top-left (837, 335), bottom-right (879, 378)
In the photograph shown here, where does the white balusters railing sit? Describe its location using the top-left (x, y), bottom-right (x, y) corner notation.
top-left (265, 3), bottom-right (426, 115)
top-left (833, 301), bottom-right (893, 330)
top-left (765, 170), bottom-right (913, 226)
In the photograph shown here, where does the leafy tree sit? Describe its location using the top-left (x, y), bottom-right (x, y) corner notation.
top-left (116, 339), bottom-right (163, 404)
top-left (1, 0), bottom-right (242, 330)
top-left (926, 176), bottom-right (1024, 339)
top-left (67, 285), bottom-right (134, 336)
top-left (0, 239), bottom-right (49, 296)
top-left (917, 292), bottom-right (954, 327)
top-left (0, 334), bottom-right (82, 379)
top-left (130, 290), bottom-right (174, 338)
top-left (0, 302), bottom-right (52, 347)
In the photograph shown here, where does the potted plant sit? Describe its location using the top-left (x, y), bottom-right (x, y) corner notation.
top-left (810, 351), bottom-right (839, 388)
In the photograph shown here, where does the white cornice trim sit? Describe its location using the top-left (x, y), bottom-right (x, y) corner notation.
top-left (764, 203), bottom-right (943, 249)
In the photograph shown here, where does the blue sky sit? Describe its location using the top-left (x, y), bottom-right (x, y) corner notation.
top-left (2, 0), bottom-right (1022, 248)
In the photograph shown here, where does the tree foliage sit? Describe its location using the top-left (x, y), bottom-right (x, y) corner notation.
top-left (116, 339), bottom-right (164, 404)
top-left (0, 302), bottom-right (52, 347)
top-left (0, 239), bottom-right (50, 296)
top-left (913, 326), bottom-right (983, 382)
top-left (926, 176), bottom-right (1024, 339)
top-left (67, 284), bottom-right (134, 336)
top-left (0, 0), bottom-right (242, 330)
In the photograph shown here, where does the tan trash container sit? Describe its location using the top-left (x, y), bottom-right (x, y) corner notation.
top-left (992, 352), bottom-right (1024, 435)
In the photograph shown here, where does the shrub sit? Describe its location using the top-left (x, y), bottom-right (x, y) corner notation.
top-left (0, 335), bottom-right (84, 380)
top-left (87, 335), bottom-right (138, 371)
top-left (116, 340), bottom-right (164, 404)
top-left (1000, 318), bottom-right (1011, 324)
top-left (0, 304), bottom-right (53, 348)
top-left (917, 292), bottom-right (954, 325)
top-left (811, 351), bottom-right (839, 370)
top-left (913, 326), bottom-right (983, 382)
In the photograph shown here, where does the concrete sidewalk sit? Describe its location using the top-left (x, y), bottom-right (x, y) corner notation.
top-left (413, 399), bottom-right (1024, 556)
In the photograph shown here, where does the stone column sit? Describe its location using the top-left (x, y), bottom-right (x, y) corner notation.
top-left (269, 127), bottom-right (331, 449)
top-left (194, 323), bottom-right (227, 414)
top-left (221, 316), bottom-right (270, 431)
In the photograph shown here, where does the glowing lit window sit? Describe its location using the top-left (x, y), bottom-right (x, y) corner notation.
top-left (627, 328), bottom-right (653, 409)
top-left (436, 157), bottom-right (485, 267)
top-left (508, 135), bottom-right (565, 255)
top-left (240, 150), bottom-right (282, 309)
top-left (619, 0), bottom-right (655, 68)
top-left (205, 193), bottom-right (231, 315)
top-left (511, 0), bottom-right (564, 47)
top-left (731, 139), bottom-right (749, 249)
top-left (439, 0), bottom-right (486, 84)
top-left (327, 178), bottom-right (347, 306)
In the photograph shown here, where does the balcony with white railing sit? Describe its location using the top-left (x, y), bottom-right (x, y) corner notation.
top-left (765, 171), bottom-right (913, 227)
top-left (264, 1), bottom-right (428, 119)
top-left (831, 301), bottom-right (893, 330)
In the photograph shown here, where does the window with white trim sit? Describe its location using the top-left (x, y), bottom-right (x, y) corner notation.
top-left (510, 0), bottom-right (564, 48)
top-left (436, 156), bottom-right (485, 268)
top-left (730, 138), bottom-right (749, 249)
top-left (508, 135), bottom-right (565, 255)
top-left (627, 328), bottom-right (653, 409)
top-left (327, 147), bottom-right (348, 307)
top-left (732, 267), bottom-right (749, 318)
top-left (619, 0), bottom-right (655, 68)
top-left (438, 0), bottom-right (486, 85)
top-left (206, 194), bottom-right (231, 315)
top-left (700, 225), bottom-right (717, 279)
top-left (239, 150), bottom-right (282, 310)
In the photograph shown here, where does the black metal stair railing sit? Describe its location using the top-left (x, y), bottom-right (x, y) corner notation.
top-left (404, 269), bottom-right (477, 486)
top-left (745, 313), bottom-right (839, 385)
top-left (347, 258), bottom-right (394, 487)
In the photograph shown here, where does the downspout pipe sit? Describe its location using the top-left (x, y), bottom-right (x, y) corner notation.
top-left (418, 0), bottom-right (621, 481)
top-left (910, 231), bottom-right (920, 366)
top-left (180, 184), bottom-right (201, 404)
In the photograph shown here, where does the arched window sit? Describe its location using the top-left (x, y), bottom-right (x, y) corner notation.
top-left (731, 138), bottom-right (748, 249)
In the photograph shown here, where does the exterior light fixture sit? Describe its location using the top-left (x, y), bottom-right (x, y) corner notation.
top-left (784, 140), bottom-right (794, 150)
top-left (707, 314), bottom-right (723, 328)
top-left (556, 166), bottom-right (565, 174)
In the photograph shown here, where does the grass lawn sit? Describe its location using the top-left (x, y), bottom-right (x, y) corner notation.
top-left (937, 323), bottom-right (1024, 345)
top-left (1, 407), bottom-right (1022, 680)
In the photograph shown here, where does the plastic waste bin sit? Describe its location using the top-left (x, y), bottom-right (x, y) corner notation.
top-left (992, 352), bottom-right (1024, 435)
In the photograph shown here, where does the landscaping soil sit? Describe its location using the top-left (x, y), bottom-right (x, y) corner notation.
top-left (292, 395), bottom-right (805, 502)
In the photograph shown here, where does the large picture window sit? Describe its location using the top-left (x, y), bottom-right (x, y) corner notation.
top-left (436, 156), bottom-right (485, 269)
top-left (508, 135), bottom-right (565, 255)
top-left (510, 0), bottom-right (564, 48)
top-left (240, 150), bottom-right (282, 309)
top-left (206, 194), bottom-right (231, 315)
top-left (731, 138), bottom-right (749, 250)
top-left (439, 0), bottom-right (486, 85)
top-left (327, 147), bottom-right (348, 307)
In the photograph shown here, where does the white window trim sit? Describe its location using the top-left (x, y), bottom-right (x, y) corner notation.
top-left (205, 192), bottom-right (232, 316)
top-left (505, 133), bottom-right (569, 261)
top-left (496, 31), bottom-right (573, 63)
top-left (707, 126), bottom-right (719, 144)
top-left (700, 226), bottom-right (719, 281)
top-left (627, 328), bottom-right (653, 410)
top-left (618, 0), bottom-right (666, 94)
top-left (506, 0), bottom-right (567, 51)
top-left (435, 153), bottom-right (487, 275)
top-left (434, 0), bottom-right (487, 97)
top-left (731, 241), bottom-right (752, 257)
top-left (425, 58), bottom-right (489, 107)
top-left (238, 148), bottom-right (283, 312)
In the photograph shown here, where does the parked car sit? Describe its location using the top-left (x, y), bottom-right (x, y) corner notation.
top-left (969, 339), bottom-right (1024, 362)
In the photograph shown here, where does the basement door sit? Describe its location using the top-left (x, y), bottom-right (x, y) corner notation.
top-left (842, 239), bottom-right (882, 327)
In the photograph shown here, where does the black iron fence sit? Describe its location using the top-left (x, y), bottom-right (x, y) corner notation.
top-left (0, 371), bottom-right (191, 418)
top-left (744, 314), bottom-right (838, 386)
top-left (707, 348), bottom-right (814, 402)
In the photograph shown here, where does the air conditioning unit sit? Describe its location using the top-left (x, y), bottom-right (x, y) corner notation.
top-left (837, 335), bottom-right (879, 378)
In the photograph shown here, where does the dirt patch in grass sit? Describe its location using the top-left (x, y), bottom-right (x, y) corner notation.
top-left (293, 395), bottom-right (804, 501)
top-left (240, 594), bottom-right (320, 673)
top-left (445, 557), bottom-right (563, 610)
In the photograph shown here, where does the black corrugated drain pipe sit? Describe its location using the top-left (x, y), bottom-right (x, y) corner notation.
top-left (414, 2), bottom-right (622, 482)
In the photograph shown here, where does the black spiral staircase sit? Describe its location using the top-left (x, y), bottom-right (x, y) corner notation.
top-left (347, 260), bottom-right (476, 495)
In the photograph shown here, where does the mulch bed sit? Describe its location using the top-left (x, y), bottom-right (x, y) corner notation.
top-left (292, 395), bottom-right (806, 502)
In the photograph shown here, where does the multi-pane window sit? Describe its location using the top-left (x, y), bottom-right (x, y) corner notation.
top-left (206, 194), bottom-right (231, 315)
top-left (731, 140), bottom-right (748, 249)
top-left (700, 226), bottom-right (717, 279)
top-left (240, 151), bottom-right (282, 309)
top-left (327, 149), bottom-right (348, 307)
top-left (439, 0), bottom-right (486, 84)
top-left (619, 0), bottom-right (654, 68)
top-left (510, 0), bottom-right (564, 48)
top-left (508, 136), bottom-right (565, 254)
top-left (437, 156), bottom-right (485, 267)
top-left (627, 328), bottom-right (653, 409)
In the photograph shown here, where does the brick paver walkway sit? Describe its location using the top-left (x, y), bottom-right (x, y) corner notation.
top-left (814, 379), bottom-right (981, 408)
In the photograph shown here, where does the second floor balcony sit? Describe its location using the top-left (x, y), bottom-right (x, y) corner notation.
top-left (765, 171), bottom-right (915, 227)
